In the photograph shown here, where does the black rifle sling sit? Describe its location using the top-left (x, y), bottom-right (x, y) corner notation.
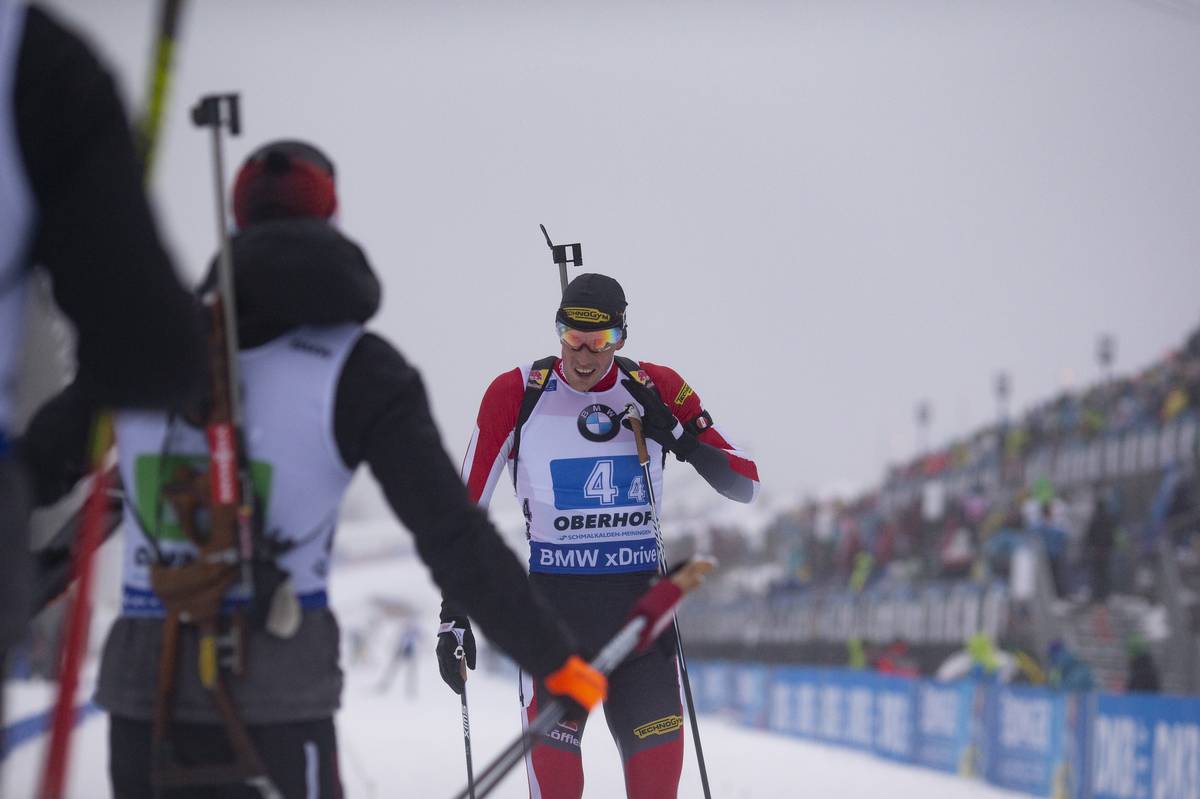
top-left (614, 356), bottom-right (643, 383)
top-left (511, 356), bottom-right (559, 488)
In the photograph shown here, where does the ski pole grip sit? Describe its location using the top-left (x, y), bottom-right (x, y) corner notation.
top-left (545, 656), bottom-right (607, 712)
top-left (624, 405), bottom-right (650, 466)
top-left (626, 557), bottom-right (716, 652)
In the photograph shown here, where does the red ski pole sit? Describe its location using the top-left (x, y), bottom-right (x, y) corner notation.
top-left (37, 415), bottom-right (113, 799)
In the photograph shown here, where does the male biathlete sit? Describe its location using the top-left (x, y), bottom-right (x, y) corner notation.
top-left (438, 273), bottom-right (759, 798)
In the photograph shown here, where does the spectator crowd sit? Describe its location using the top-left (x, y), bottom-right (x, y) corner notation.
top-left (679, 322), bottom-right (1200, 695)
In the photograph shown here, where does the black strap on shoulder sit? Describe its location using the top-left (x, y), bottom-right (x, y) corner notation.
top-left (614, 356), bottom-right (643, 383)
top-left (511, 355), bottom-right (560, 486)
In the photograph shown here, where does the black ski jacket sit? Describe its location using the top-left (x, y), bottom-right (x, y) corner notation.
top-left (3, 4), bottom-right (204, 654)
top-left (14, 4), bottom-right (205, 409)
top-left (23, 218), bottom-right (576, 722)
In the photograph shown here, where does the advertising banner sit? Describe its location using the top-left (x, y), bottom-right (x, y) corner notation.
top-left (695, 660), bottom-right (1198, 799)
top-left (915, 679), bottom-right (977, 775)
top-left (690, 660), bottom-right (733, 714)
top-left (871, 673), bottom-right (918, 762)
top-left (763, 669), bottom-right (916, 761)
top-left (732, 663), bottom-right (770, 729)
top-left (1092, 693), bottom-right (1200, 799)
top-left (983, 684), bottom-right (1070, 797)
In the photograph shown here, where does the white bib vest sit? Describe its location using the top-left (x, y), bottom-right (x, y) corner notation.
top-left (0, 0), bottom-right (34, 438)
top-left (114, 323), bottom-right (362, 616)
top-left (514, 363), bottom-right (665, 575)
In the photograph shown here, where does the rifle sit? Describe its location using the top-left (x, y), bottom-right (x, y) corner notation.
top-left (145, 93), bottom-right (284, 799)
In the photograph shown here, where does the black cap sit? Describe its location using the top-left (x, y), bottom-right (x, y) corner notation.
top-left (556, 273), bottom-right (627, 331)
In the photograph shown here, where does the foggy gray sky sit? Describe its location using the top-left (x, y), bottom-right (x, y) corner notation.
top-left (45, 0), bottom-right (1200, 510)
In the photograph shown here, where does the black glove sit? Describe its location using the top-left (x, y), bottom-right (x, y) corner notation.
top-left (436, 617), bottom-right (476, 695)
top-left (621, 378), bottom-right (700, 461)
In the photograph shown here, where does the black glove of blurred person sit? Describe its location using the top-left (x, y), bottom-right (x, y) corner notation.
top-left (436, 617), bottom-right (476, 695)
top-left (621, 378), bottom-right (699, 461)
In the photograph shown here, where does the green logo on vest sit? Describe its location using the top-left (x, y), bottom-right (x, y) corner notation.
top-left (133, 454), bottom-right (274, 542)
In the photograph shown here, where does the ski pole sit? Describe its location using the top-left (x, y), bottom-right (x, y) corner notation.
top-left (37, 419), bottom-right (114, 799)
top-left (450, 557), bottom-right (715, 799)
top-left (31, 474), bottom-right (123, 616)
top-left (136, 0), bottom-right (188, 176)
top-left (456, 647), bottom-right (476, 799)
top-left (624, 404), bottom-right (715, 799)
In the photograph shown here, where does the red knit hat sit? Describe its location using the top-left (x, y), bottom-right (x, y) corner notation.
top-left (232, 140), bottom-right (337, 228)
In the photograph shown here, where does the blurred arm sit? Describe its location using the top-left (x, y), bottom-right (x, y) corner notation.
top-left (15, 5), bottom-right (204, 409)
top-left (334, 336), bottom-right (573, 678)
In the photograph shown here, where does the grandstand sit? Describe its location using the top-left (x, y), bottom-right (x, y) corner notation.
top-left (679, 322), bottom-right (1200, 695)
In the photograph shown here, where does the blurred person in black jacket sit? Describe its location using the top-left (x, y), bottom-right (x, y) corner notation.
top-left (2, 0), bottom-right (204, 715)
top-left (22, 138), bottom-right (602, 798)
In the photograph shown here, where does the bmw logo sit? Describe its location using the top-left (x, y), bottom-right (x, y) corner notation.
top-left (577, 404), bottom-right (621, 442)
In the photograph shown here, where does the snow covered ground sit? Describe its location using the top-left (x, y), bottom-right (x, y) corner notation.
top-left (4, 520), bottom-right (1026, 798)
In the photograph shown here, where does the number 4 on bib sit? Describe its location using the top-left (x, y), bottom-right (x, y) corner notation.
top-left (627, 475), bottom-right (647, 504)
top-left (584, 460), bottom-right (619, 505)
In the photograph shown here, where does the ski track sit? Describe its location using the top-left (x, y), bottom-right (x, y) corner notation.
top-left (4, 521), bottom-right (1026, 798)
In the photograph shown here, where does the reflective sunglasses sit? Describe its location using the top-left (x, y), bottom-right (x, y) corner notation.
top-left (556, 322), bottom-right (625, 353)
